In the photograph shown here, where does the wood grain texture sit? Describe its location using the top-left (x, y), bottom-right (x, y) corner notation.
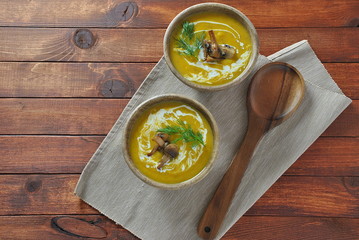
top-left (259, 28), bottom-right (359, 63)
top-left (224, 216), bottom-right (359, 240)
top-left (285, 137), bottom-right (359, 176)
top-left (0, 0), bottom-right (357, 28)
top-left (325, 63), bottom-right (359, 100)
top-left (246, 176), bottom-right (359, 217)
top-left (0, 62), bottom-right (356, 99)
top-left (0, 136), bottom-right (103, 173)
top-left (0, 99), bottom-right (128, 134)
top-left (0, 28), bottom-right (357, 62)
top-left (0, 62), bottom-right (154, 98)
top-left (0, 215), bottom-right (357, 240)
top-left (0, 28), bottom-right (163, 62)
top-left (0, 175), bottom-right (357, 217)
top-left (1, 137), bottom-right (357, 176)
top-left (323, 102), bottom-right (358, 137)
top-left (0, 99), bottom-right (356, 135)
top-left (0, 215), bottom-right (138, 240)
top-left (0, 175), bottom-right (95, 215)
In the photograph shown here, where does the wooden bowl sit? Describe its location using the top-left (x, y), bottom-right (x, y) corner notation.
top-left (122, 94), bottom-right (219, 190)
top-left (163, 3), bottom-right (259, 91)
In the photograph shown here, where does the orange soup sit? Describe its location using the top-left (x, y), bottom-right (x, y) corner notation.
top-left (128, 101), bottom-right (214, 184)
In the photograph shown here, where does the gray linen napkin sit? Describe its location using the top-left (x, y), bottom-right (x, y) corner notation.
top-left (75, 40), bottom-right (351, 240)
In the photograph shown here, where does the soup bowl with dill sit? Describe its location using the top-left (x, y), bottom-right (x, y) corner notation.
top-left (164, 3), bottom-right (259, 91)
top-left (122, 95), bottom-right (219, 190)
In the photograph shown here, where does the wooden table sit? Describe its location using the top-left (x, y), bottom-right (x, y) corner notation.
top-left (0, 0), bottom-right (357, 239)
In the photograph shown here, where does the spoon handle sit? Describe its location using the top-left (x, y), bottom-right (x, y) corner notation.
top-left (198, 113), bottom-right (267, 239)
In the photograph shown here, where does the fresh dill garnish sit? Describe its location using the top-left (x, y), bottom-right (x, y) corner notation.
top-left (195, 32), bottom-right (205, 49)
top-left (182, 21), bottom-right (195, 40)
top-left (175, 21), bottom-right (205, 58)
top-left (157, 120), bottom-right (205, 147)
top-left (176, 38), bottom-right (196, 56)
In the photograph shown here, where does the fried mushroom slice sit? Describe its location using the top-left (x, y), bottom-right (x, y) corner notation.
top-left (147, 132), bottom-right (169, 156)
top-left (202, 30), bottom-right (236, 62)
top-left (157, 144), bottom-right (179, 170)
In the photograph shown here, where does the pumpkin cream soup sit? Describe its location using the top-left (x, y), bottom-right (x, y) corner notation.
top-left (169, 12), bottom-right (252, 86)
top-left (129, 101), bottom-right (214, 184)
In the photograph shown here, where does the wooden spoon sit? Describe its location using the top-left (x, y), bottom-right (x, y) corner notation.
top-left (197, 62), bottom-right (305, 239)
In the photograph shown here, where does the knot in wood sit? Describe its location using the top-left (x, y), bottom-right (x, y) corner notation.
top-left (108, 2), bottom-right (138, 24)
top-left (343, 177), bottom-right (359, 197)
top-left (346, 18), bottom-right (359, 27)
top-left (73, 29), bottom-right (96, 49)
top-left (51, 216), bottom-right (107, 239)
top-left (100, 79), bottom-right (129, 97)
top-left (25, 179), bottom-right (42, 193)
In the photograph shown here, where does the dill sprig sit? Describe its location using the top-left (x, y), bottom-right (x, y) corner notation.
top-left (182, 21), bottom-right (195, 40)
top-left (175, 21), bottom-right (205, 58)
top-left (157, 120), bottom-right (205, 147)
top-left (195, 32), bottom-right (205, 49)
top-left (176, 38), bottom-right (196, 56)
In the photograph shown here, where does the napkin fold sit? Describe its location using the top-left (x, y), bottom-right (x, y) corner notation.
top-left (75, 40), bottom-right (351, 240)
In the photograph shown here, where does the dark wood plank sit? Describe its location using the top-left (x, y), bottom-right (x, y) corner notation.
top-left (323, 102), bottom-right (358, 137)
top-left (0, 28), bottom-right (357, 62)
top-left (0, 99), bottom-right (356, 135)
top-left (0, 175), bottom-right (357, 217)
top-left (0, 215), bottom-right (138, 240)
top-left (0, 215), bottom-right (357, 240)
top-left (0, 175), bottom-right (93, 215)
top-left (285, 137), bottom-right (359, 176)
top-left (0, 28), bottom-right (163, 62)
top-left (1, 137), bottom-right (357, 176)
top-left (325, 63), bottom-right (359, 100)
top-left (0, 62), bottom-right (356, 99)
top-left (0, 63), bottom-right (154, 98)
top-left (0, 99), bottom-right (128, 135)
top-left (259, 28), bottom-right (359, 63)
top-left (0, 136), bottom-right (103, 173)
top-left (0, 0), bottom-right (357, 28)
top-left (224, 216), bottom-right (359, 240)
top-left (246, 176), bottom-right (359, 217)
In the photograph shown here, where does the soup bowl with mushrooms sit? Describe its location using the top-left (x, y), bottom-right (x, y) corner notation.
top-left (122, 95), bottom-right (219, 190)
top-left (164, 3), bottom-right (259, 91)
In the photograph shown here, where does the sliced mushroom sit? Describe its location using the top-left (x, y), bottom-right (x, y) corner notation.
top-left (208, 30), bottom-right (222, 59)
top-left (219, 44), bottom-right (236, 59)
top-left (201, 40), bottom-right (215, 62)
top-left (147, 132), bottom-right (169, 156)
top-left (157, 132), bottom-right (169, 142)
top-left (202, 30), bottom-right (236, 62)
top-left (205, 55), bottom-right (217, 62)
top-left (157, 155), bottom-right (170, 170)
top-left (202, 42), bottom-right (217, 62)
top-left (157, 144), bottom-right (179, 170)
top-left (164, 144), bottom-right (179, 158)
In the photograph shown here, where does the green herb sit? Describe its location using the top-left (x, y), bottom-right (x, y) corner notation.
top-left (182, 21), bottom-right (195, 40)
top-left (176, 38), bottom-right (197, 56)
top-left (175, 21), bottom-right (205, 58)
top-left (157, 120), bottom-right (205, 147)
top-left (195, 32), bottom-right (205, 49)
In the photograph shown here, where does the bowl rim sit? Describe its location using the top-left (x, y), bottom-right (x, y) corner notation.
top-left (163, 2), bottom-right (259, 91)
top-left (122, 94), bottom-right (219, 190)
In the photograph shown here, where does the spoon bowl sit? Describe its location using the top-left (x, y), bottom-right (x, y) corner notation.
top-left (198, 62), bottom-right (305, 239)
top-left (249, 62), bottom-right (305, 122)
